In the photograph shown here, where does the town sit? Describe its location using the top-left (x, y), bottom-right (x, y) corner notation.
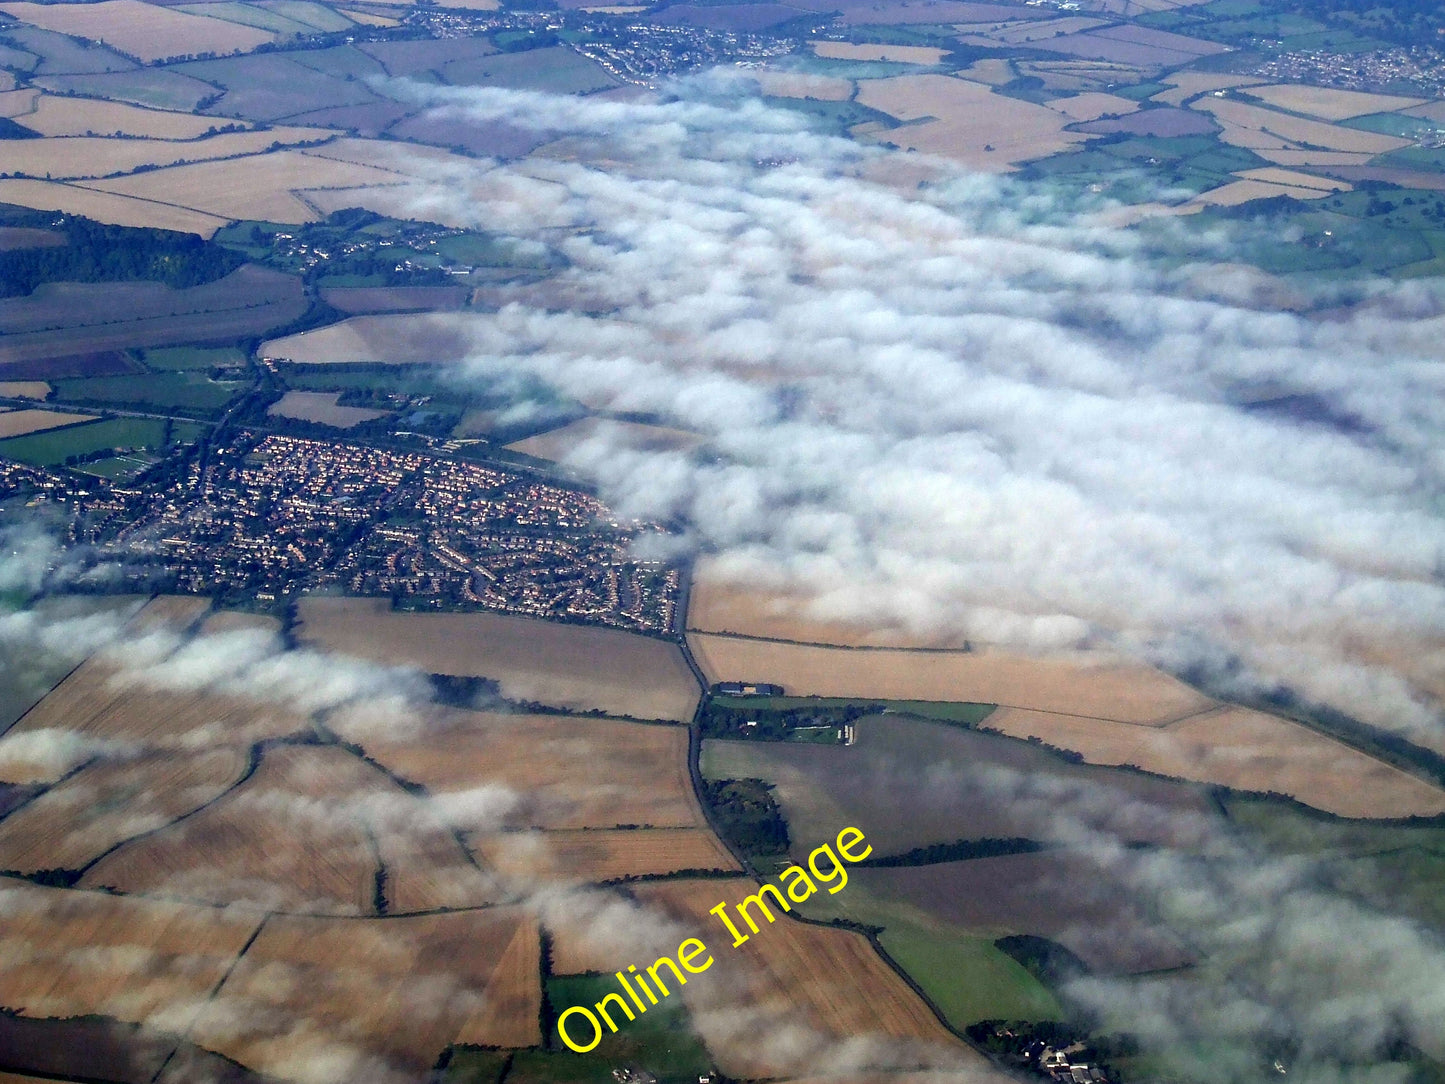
top-left (8, 433), bottom-right (679, 632)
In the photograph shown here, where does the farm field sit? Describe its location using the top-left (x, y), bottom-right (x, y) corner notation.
top-left (80, 148), bottom-right (410, 224)
top-left (625, 876), bottom-right (970, 1079)
top-left (0, 0), bottom-right (274, 62)
top-left (506, 416), bottom-right (704, 464)
top-left (1243, 84), bottom-right (1426, 121)
top-left (754, 70), bottom-right (853, 101)
top-left (0, 127), bottom-right (330, 182)
top-left (0, 409), bottom-right (95, 438)
top-left (1190, 96), bottom-right (1410, 155)
top-left (330, 705), bottom-right (709, 831)
top-left (687, 632), bottom-right (1211, 723)
top-left (319, 285), bottom-right (469, 313)
top-left (0, 177), bottom-right (230, 236)
top-left (854, 74), bottom-right (1091, 170)
top-left (298, 597), bottom-right (701, 720)
top-left (855, 853), bottom-right (1195, 974)
top-left (261, 312), bottom-right (476, 365)
top-left (701, 713), bottom-right (1217, 857)
top-left (79, 743), bottom-right (397, 913)
top-left (687, 558), bottom-right (972, 648)
top-left (0, 266), bottom-right (307, 366)
top-left (0, 416), bottom-right (165, 467)
top-left (0, 880), bottom-right (262, 1025)
top-left (0, 382), bottom-right (50, 398)
top-left (472, 826), bottom-right (738, 881)
top-left (56, 371), bottom-right (244, 412)
top-left (13, 92), bottom-right (249, 139)
top-left (0, 748), bottom-right (246, 873)
top-left (813, 41), bottom-right (946, 65)
top-left (189, 908), bottom-right (540, 1077)
top-left (984, 705), bottom-right (1445, 819)
top-left (267, 389), bottom-right (388, 427)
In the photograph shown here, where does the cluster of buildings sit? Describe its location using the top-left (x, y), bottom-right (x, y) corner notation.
top-left (53, 433), bottom-right (677, 632)
top-left (1250, 45), bottom-right (1445, 98)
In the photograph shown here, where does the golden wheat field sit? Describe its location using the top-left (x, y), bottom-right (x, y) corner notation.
top-left (2, 127), bottom-right (330, 182)
top-left (1152, 71), bottom-right (1266, 107)
top-left (80, 744), bottom-right (384, 913)
top-left (260, 312), bottom-right (476, 365)
top-left (0, 409), bottom-right (95, 438)
top-left (1045, 91), bottom-right (1140, 122)
top-left (687, 559), bottom-right (971, 649)
top-left (80, 148), bottom-right (404, 224)
top-left (982, 705), bottom-right (1445, 819)
top-left (1192, 96), bottom-right (1408, 154)
top-left (855, 74), bottom-right (1089, 169)
top-left (0, 382), bottom-right (51, 399)
top-left (629, 877), bottom-right (967, 1078)
top-left (0, 749), bottom-right (247, 873)
top-left (753, 70), bottom-right (854, 101)
top-left (472, 826), bottom-right (738, 882)
top-left (297, 597), bottom-right (701, 720)
top-left (191, 907), bottom-right (538, 1077)
top-left (1189, 178), bottom-right (1338, 207)
top-left (18, 93), bottom-right (239, 139)
top-left (330, 705), bottom-right (708, 830)
top-left (0, 178), bottom-right (231, 236)
top-left (453, 916), bottom-right (543, 1048)
top-left (1244, 83), bottom-right (1425, 121)
top-left (0, 0), bottom-right (274, 61)
top-left (0, 881), bottom-right (261, 1024)
top-left (687, 632), bottom-right (1211, 724)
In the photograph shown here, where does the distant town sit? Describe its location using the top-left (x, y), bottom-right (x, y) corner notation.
top-left (7, 434), bottom-right (679, 632)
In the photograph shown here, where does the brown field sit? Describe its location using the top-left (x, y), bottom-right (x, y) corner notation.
top-left (81, 744), bottom-right (386, 913)
top-left (0, 880), bottom-right (261, 1024)
top-left (1152, 71), bottom-right (1266, 107)
top-left (0, 0), bottom-right (274, 61)
top-left (957, 14), bottom-right (1105, 46)
top-left (854, 74), bottom-right (1090, 170)
top-left (813, 41), bottom-right (946, 64)
top-left (320, 284), bottom-right (469, 313)
top-left (688, 632), bottom-right (1210, 724)
top-left (197, 610), bottom-right (281, 636)
top-left (507, 416), bottom-right (704, 463)
top-left (260, 312), bottom-right (475, 365)
top-left (1189, 178), bottom-right (1338, 207)
top-left (18, 93), bottom-right (241, 139)
top-left (0, 382), bottom-right (50, 399)
top-left (1191, 97), bottom-right (1408, 155)
top-left (0, 89), bottom-right (39, 118)
top-left (0, 227), bottom-right (63, 251)
top-left (1245, 83), bottom-right (1425, 121)
top-left (0, 409), bottom-right (96, 438)
top-left (6, 654), bottom-right (309, 754)
top-left (1236, 166), bottom-right (1350, 191)
top-left (0, 748), bottom-right (247, 874)
top-left (455, 915), bottom-right (543, 1048)
top-left (625, 877), bottom-right (967, 1078)
top-left (983, 705), bottom-right (1445, 819)
top-left (0, 266), bottom-right (307, 365)
top-left (958, 58), bottom-right (1015, 86)
top-left (329, 705), bottom-right (708, 830)
top-left (473, 826), bottom-right (738, 881)
top-left (267, 390), bottom-right (388, 428)
top-left (753, 70), bottom-right (854, 101)
top-left (82, 148), bottom-right (407, 224)
top-left (0, 178), bottom-right (231, 237)
top-left (1251, 148), bottom-right (1376, 168)
top-left (1044, 90), bottom-right (1139, 122)
top-left (130, 594), bottom-right (212, 630)
top-left (297, 597), bottom-right (700, 720)
top-left (339, 6), bottom-right (400, 25)
top-left (1403, 101), bottom-right (1445, 123)
top-left (687, 561), bottom-right (970, 649)
top-left (190, 907), bottom-right (538, 1078)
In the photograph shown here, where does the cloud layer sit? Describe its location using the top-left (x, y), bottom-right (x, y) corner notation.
top-left (390, 76), bottom-right (1445, 743)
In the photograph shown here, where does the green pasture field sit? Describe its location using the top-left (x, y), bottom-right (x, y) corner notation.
top-left (34, 69), bottom-right (216, 112)
top-left (710, 694), bottom-right (995, 727)
top-left (141, 346), bottom-right (249, 371)
top-left (54, 372), bottom-right (243, 412)
top-left (879, 924), bottom-right (1063, 1025)
top-left (505, 974), bottom-right (712, 1084)
top-left (0, 416), bottom-right (164, 466)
